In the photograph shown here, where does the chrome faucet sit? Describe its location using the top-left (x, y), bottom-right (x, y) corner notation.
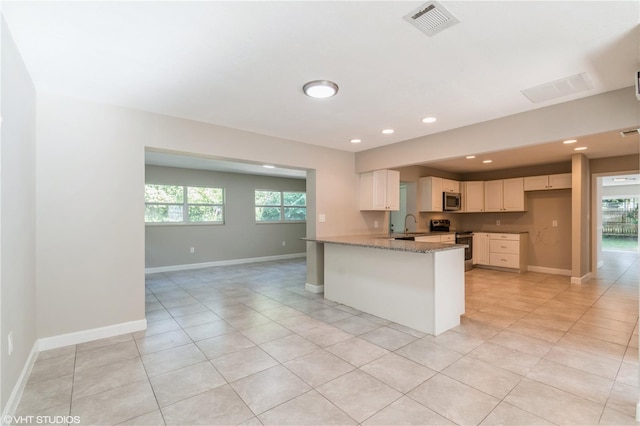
top-left (404, 214), bottom-right (417, 234)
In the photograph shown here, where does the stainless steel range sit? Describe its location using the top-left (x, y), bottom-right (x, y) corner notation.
top-left (430, 220), bottom-right (473, 271)
top-left (455, 231), bottom-right (473, 271)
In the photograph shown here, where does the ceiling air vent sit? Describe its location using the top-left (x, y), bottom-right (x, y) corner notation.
top-left (403, 1), bottom-right (459, 37)
top-left (620, 129), bottom-right (639, 137)
top-left (521, 73), bottom-right (593, 103)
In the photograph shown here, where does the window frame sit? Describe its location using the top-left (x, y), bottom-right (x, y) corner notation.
top-left (144, 184), bottom-right (225, 225)
top-left (255, 189), bottom-right (307, 223)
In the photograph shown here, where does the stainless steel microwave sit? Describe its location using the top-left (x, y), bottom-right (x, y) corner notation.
top-left (443, 192), bottom-right (461, 211)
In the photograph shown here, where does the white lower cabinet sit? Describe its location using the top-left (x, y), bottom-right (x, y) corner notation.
top-left (473, 232), bottom-right (528, 272)
top-left (415, 234), bottom-right (456, 243)
top-left (472, 233), bottom-right (490, 265)
top-left (440, 234), bottom-right (456, 244)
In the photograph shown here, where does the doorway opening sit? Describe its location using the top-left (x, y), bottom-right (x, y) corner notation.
top-left (602, 197), bottom-right (638, 252)
top-left (593, 172), bottom-right (640, 273)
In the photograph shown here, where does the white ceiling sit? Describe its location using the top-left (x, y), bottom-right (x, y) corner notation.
top-left (3, 1), bottom-right (639, 175)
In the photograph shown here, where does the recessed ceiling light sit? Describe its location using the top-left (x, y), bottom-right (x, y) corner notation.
top-left (421, 117), bottom-right (437, 123)
top-left (574, 147), bottom-right (587, 151)
top-left (466, 155), bottom-right (476, 159)
top-left (303, 80), bottom-right (339, 99)
top-left (263, 164), bottom-right (276, 169)
top-left (563, 139), bottom-right (577, 144)
top-left (381, 129), bottom-right (395, 134)
top-left (350, 138), bottom-right (362, 144)
top-left (483, 160), bottom-right (492, 164)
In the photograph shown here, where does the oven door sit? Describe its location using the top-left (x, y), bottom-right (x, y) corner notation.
top-left (455, 233), bottom-right (473, 261)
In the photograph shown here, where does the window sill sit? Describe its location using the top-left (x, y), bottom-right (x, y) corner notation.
top-left (145, 222), bottom-right (225, 227)
top-left (255, 221), bottom-right (307, 224)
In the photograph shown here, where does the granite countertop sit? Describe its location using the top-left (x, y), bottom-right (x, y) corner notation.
top-left (303, 235), bottom-right (465, 254)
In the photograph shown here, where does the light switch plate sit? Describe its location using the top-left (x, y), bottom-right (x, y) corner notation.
top-left (319, 214), bottom-right (326, 223)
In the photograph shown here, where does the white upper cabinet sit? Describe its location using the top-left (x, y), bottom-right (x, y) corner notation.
top-left (484, 178), bottom-right (524, 212)
top-left (503, 178), bottom-right (525, 211)
top-left (524, 173), bottom-right (572, 191)
top-left (463, 181), bottom-right (484, 212)
top-left (442, 179), bottom-right (460, 193)
top-left (484, 180), bottom-right (503, 212)
top-left (359, 169), bottom-right (400, 211)
top-left (418, 176), bottom-right (443, 212)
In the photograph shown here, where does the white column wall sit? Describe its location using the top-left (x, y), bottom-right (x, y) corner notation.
top-left (0, 16), bottom-right (37, 411)
top-left (35, 91), bottom-right (370, 339)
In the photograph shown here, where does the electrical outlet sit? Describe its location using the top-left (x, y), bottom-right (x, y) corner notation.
top-left (282, 241), bottom-right (286, 246)
top-left (496, 220), bottom-right (501, 225)
top-left (552, 220), bottom-right (558, 227)
top-left (190, 247), bottom-right (195, 254)
top-left (8, 331), bottom-right (13, 355)
top-left (374, 220), bottom-right (379, 228)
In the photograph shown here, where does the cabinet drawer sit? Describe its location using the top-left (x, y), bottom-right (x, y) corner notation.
top-left (490, 253), bottom-right (519, 269)
top-left (489, 239), bottom-right (519, 254)
top-left (415, 236), bottom-right (441, 243)
top-left (489, 233), bottom-right (519, 241)
top-left (440, 234), bottom-right (456, 243)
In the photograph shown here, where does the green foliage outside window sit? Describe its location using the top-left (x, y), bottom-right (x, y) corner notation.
top-left (145, 184), bottom-right (224, 223)
top-left (255, 190), bottom-right (306, 222)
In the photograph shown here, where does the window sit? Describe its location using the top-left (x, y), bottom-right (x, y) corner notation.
top-left (255, 190), bottom-right (306, 222)
top-left (145, 184), bottom-right (224, 224)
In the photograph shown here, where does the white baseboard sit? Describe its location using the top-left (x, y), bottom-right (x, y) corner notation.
top-left (305, 283), bottom-right (324, 293)
top-left (2, 319), bottom-right (147, 421)
top-left (1, 341), bottom-right (39, 423)
top-left (570, 272), bottom-right (592, 285)
top-left (527, 266), bottom-right (572, 276)
top-left (38, 319), bottom-right (147, 351)
top-left (145, 253), bottom-right (306, 274)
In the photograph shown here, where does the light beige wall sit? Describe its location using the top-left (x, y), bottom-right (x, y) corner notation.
top-left (462, 163), bottom-right (572, 182)
top-left (590, 155), bottom-right (640, 174)
top-left (356, 88), bottom-right (639, 172)
top-left (35, 91), bottom-right (366, 338)
top-left (572, 154), bottom-right (590, 279)
top-left (1, 17), bottom-right (37, 410)
top-left (145, 165), bottom-right (307, 268)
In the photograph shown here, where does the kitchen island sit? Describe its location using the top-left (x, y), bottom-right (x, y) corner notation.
top-left (306, 235), bottom-right (465, 336)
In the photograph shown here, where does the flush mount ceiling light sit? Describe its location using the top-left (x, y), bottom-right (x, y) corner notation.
top-left (381, 129), bottom-right (395, 134)
top-left (574, 147), bottom-right (587, 151)
top-left (263, 164), bottom-right (276, 169)
top-left (422, 116), bottom-right (437, 123)
top-left (303, 80), bottom-right (339, 99)
top-left (350, 138), bottom-right (362, 144)
top-left (483, 160), bottom-right (492, 164)
top-left (563, 139), bottom-right (577, 144)
top-left (466, 155), bottom-right (476, 159)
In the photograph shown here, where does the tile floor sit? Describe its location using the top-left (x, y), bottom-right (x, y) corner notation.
top-left (14, 251), bottom-right (639, 425)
